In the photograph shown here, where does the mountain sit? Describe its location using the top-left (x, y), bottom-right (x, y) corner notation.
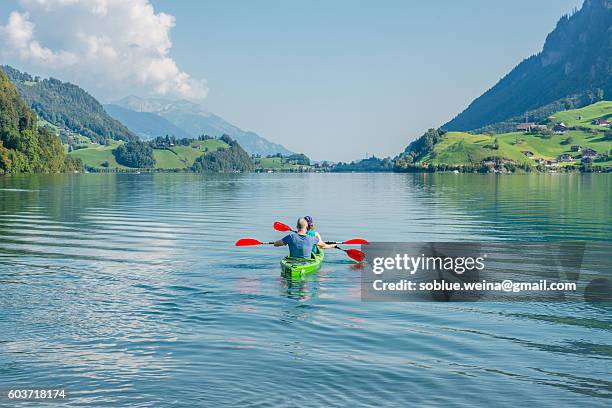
top-left (0, 67), bottom-right (81, 173)
top-left (104, 104), bottom-right (191, 140)
top-left (443, 0), bottom-right (611, 132)
top-left (113, 95), bottom-right (294, 156)
top-left (2, 65), bottom-right (135, 143)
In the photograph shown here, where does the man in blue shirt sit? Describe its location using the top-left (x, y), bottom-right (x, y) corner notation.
top-left (275, 217), bottom-right (336, 258)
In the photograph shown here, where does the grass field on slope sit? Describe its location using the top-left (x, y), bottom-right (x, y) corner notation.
top-left (254, 157), bottom-right (311, 170)
top-left (422, 132), bottom-right (531, 166)
top-left (550, 101), bottom-right (612, 129)
top-left (156, 139), bottom-right (230, 169)
top-left (424, 130), bottom-right (610, 166)
top-left (69, 141), bottom-right (128, 169)
top-left (420, 102), bottom-right (611, 167)
top-left (497, 131), bottom-right (610, 159)
top-left (152, 150), bottom-right (186, 169)
top-left (69, 139), bottom-right (230, 170)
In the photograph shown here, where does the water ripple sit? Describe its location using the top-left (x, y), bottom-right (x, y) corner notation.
top-left (0, 173), bottom-right (610, 407)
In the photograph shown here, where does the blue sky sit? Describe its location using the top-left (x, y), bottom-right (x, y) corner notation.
top-left (0, 0), bottom-right (583, 161)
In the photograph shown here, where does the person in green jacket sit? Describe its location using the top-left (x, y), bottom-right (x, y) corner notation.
top-left (304, 216), bottom-right (324, 254)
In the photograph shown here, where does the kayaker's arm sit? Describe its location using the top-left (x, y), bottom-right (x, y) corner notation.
top-left (316, 240), bottom-right (337, 250)
top-left (273, 239), bottom-right (285, 247)
top-left (315, 231), bottom-right (335, 248)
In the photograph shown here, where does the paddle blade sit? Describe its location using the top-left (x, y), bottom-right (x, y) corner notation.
top-left (235, 238), bottom-right (263, 246)
top-left (344, 248), bottom-right (366, 262)
top-left (342, 238), bottom-right (369, 245)
top-left (273, 221), bottom-right (293, 232)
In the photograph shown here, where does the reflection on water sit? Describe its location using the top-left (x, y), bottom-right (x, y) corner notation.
top-left (0, 173), bottom-right (610, 406)
top-left (281, 275), bottom-right (321, 301)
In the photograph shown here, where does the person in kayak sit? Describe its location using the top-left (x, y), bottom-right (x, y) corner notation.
top-left (274, 217), bottom-right (336, 258)
top-left (304, 215), bottom-right (323, 254)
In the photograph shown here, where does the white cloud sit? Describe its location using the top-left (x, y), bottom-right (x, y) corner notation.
top-left (0, 0), bottom-right (208, 100)
top-left (3, 11), bottom-right (76, 65)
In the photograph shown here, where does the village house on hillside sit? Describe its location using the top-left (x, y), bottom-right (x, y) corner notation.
top-left (582, 148), bottom-right (598, 158)
top-left (557, 153), bottom-right (573, 162)
top-left (516, 123), bottom-right (547, 132)
top-left (516, 122), bottom-right (548, 132)
top-left (571, 145), bottom-right (581, 152)
top-left (591, 118), bottom-right (610, 126)
top-left (553, 123), bottom-right (568, 133)
top-left (522, 150), bottom-right (534, 157)
top-left (516, 122), bottom-right (535, 131)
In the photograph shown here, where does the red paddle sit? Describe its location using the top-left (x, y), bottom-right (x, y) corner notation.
top-left (273, 221), bottom-right (293, 232)
top-left (338, 247), bottom-right (366, 262)
top-left (273, 221), bottom-right (369, 245)
top-left (331, 238), bottom-right (369, 245)
top-left (235, 238), bottom-right (366, 262)
top-left (235, 238), bottom-right (274, 246)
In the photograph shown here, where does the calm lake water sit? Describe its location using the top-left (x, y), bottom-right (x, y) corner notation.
top-left (0, 173), bottom-right (610, 407)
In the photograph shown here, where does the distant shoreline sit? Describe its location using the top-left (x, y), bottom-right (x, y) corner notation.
top-left (4, 168), bottom-right (611, 176)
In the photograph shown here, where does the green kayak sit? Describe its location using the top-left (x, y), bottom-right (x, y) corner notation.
top-left (280, 250), bottom-right (324, 278)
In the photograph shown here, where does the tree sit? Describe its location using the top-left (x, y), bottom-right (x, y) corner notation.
top-left (332, 156), bottom-right (393, 172)
top-left (112, 140), bottom-right (155, 168)
top-left (219, 134), bottom-right (233, 145)
top-left (561, 136), bottom-right (574, 145)
top-left (191, 136), bottom-right (253, 173)
top-left (398, 129), bottom-right (443, 169)
top-left (286, 153), bottom-right (310, 165)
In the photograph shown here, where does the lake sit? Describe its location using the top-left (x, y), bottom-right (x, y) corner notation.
top-left (0, 173), bottom-right (610, 406)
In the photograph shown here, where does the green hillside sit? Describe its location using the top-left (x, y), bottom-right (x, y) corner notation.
top-left (154, 140), bottom-right (228, 169)
top-left (0, 67), bottom-right (81, 174)
top-left (69, 141), bottom-right (128, 169)
top-left (398, 102), bottom-right (612, 171)
top-left (253, 155), bottom-right (314, 172)
top-left (69, 138), bottom-right (229, 170)
top-left (421, 132), bottom-right (531, 166)
top-left (549, 101), bottom-right (612, 129)
top-left (255, 157), bottom-right (302, 170)
top-left (3, 65), bottom-right (135, 143)
top-left (424, 130), bottom-right (610, 165)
